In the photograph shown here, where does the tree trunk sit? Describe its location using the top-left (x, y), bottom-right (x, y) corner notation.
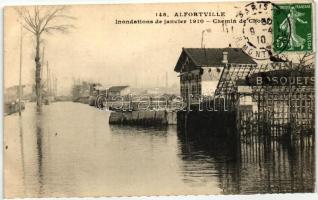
top-left (35, 34), bottom-right (42, 110)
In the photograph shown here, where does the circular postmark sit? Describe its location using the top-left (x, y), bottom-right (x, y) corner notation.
top-left (235, 1), bottom-right (291, 60)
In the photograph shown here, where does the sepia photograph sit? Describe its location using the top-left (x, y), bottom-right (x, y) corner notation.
top-left (3, 0), bottom-right (316, 198)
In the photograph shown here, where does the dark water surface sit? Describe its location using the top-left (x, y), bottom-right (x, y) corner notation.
top-left (4, 102), bottom-right (315, 197)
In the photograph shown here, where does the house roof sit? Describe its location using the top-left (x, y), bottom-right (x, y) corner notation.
top-left (174, 48), bottom-right (257, 72)
top-left (109, 86), bottom-right (129, 92)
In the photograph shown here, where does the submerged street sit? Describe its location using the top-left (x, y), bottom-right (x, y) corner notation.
top-left (4, 102), bottom-right (315, 197)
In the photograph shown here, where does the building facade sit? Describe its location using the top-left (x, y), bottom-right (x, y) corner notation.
top-left (108, 86), bottom-right (130, 97)
top-left (174, 48), bottom-right (257, 108)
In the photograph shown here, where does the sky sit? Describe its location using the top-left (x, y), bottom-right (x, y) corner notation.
top-left (3, 2), bottom-right (309, 95)
top-left (4, 3), bottom-right (243, 95)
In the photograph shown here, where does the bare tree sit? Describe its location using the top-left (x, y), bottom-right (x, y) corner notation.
top-left (297, 52), bottom-right (315, 70)
top-left (16, 6), bottom-right (75, 110)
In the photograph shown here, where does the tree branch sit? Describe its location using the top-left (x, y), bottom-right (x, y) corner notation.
top-left (16, 8), bottom-right (37, 33)
top-left (26, 8), bottom-right (37, 31)
top-left (44, 24), bottom-right (75, 34)
top-left (22, 24), bottom-right (36, 34)
top-left (39, 6), bottom-right (69, 34)
top-left (16, 6), bottom-right (75, 36)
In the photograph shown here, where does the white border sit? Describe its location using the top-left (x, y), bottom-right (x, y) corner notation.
top-left (1, 0), bottom-right (317, 199)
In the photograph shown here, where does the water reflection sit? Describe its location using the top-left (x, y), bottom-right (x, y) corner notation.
top-left (18, 116), bottom-right (26, 195)
top-left (4, 102), bottom-right (315, 197)
top-left (35, 113), bottom-right (44, 196)
top-left (177, 126), bottom-right (315, 194)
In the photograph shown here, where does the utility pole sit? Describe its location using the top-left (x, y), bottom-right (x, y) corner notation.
top-left (51, 72), bottom-right (54, 97)
top-left (50, 71), bottom-right (52, 97)
top-left (201, 28), bottom-right (211, 48)
top-left (49, 69), bottom-right (52, 97)
top-left (18, 26), bottom-right (23, 116)
top-left (54, 76), bottom-right (58, 97)
top-left (52, 74), bottom-right (55, 97)
top-left (47, 61), bottom-right (50, 97)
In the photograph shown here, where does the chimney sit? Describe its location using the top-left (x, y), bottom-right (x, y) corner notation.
top-left (222, 51), bottom-right (228, 64)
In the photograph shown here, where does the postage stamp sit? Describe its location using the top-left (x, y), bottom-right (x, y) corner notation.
top-left (273, 3), bottom-right (313, 52)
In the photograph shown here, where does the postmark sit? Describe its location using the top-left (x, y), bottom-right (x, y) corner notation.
top-left (273, 3), bottom-right (312, 52)
top-left (235, 1), bottom-right (275, 60)
top-left (235, 1), bottom-right (292, 60)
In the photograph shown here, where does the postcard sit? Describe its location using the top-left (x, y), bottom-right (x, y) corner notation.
top-left (3, 0), bottom-right (315, 198)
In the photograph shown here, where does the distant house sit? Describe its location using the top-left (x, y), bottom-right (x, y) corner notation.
top-left (4, 86), bottom-right (19, 103)
top-left (174, 48), bottom-right (257, 102)
top-left (108, 86), bottom-right (130, 97)
top-left (4, 85), bottom-right (26, 103)
top-left (72, 81), bottom-right (101, 103)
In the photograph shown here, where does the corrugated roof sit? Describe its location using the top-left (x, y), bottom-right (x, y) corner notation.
top-left (174, 48), bottom-right (257, 72)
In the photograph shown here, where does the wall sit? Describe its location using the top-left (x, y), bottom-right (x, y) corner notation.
top-left (180, 69), bottom-right (201, 99)
top-left (121, 87), bottom-right (131, 96)
top-left (109, 110), bottom-right (177, 125)
top-left (201, 81), bottom-right (218, 96)
top-left (179, 66), bottom-right (225, 98)
top-left (201, 66), bottom-right (224, 96)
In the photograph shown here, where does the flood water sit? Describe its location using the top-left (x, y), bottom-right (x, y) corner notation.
top-left (4, 102), bottom-right (315, 197)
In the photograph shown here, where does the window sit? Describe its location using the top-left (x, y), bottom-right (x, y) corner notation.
top-left (192, 84), bottom-right (196, 95)
top-left (197, 83), bottom-right (201, 94)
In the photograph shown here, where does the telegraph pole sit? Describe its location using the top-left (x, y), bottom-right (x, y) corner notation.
top-left (51, 72), bottom-right (54, 97)
top-left (201, 28), bottom-right (211, 48)
top-left (18, 26), bottom-right (23, 116)
top-left (47, 61), bottom-right (49, 96)
top-left (54, 76), bottom-right (58, 97)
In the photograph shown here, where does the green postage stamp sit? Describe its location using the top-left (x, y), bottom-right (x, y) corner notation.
top-left (273, 3), bottom-right (313, 52)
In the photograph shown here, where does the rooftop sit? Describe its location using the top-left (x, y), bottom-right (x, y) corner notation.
top-left (109, 86), bottom-right (129, 92)
top-left (175, 48), bottom-right (257, 72)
